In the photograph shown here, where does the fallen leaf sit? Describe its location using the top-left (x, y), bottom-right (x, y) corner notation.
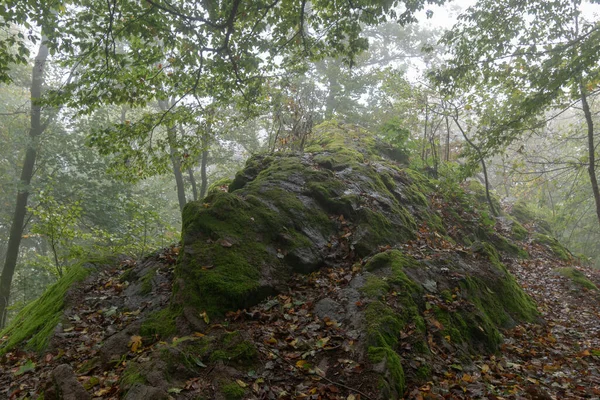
top-left (129, 335), bottom-right (143, 352)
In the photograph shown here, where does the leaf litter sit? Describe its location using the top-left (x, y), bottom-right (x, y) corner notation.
top-left (1, 208), bottom-right (600, 399)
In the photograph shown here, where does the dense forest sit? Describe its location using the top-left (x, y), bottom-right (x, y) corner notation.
top-left (1, 0), bottom-right (600, 399)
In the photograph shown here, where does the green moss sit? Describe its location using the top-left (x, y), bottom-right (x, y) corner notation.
top-left (364, 250), bottom-right (420, 275)
top-left (493, 235), bottom-right (528, 258)
top-left (361, 276), bottom-right (390, 299)
top-left (440, 290), bottom-right (453, 303)
top-left (533, 233), bottom-right (571, 260)
top-left (510, 219), bottom-right (529, 241)
top-left (364, 250), bottom-right (425, 334)
top-left (354, 208), bottom-right (415, 256)
top-left (179, 194), bottom-right (278, 318)
top-left (306, 180), bottom-right (357, 217)
top-left (365, 301), bottom-right (404, 348)
top-left (415, 364), bottom-right (432, 382)
top-left (0, 261), bottom-right (95, 354)
top-left (555, 267), bottom-right (598, 290)
top-left (475, 244), bottom-right (538, 323)
top-left (466, 180), bottom-right (501, 217)
top-left (140, 267), bottom-right (157, 295)
top-left (119, 267), bottom-right (137, 283)
top-left (511, 201), bottom-right (552, 235)
top-left (368, 346), bottom-right (405, 398)
top-left (221, 381), bottom-right (246, 400)
top-left (433, 302), bottom-right (502, 352)
top-left (120, 363), bottom-right (146, 387)
top-left (209, 333), bottom-right (258, 366)
top-left (207, 177), bottom-right (232, 195)
top-left (140, 306), bottom-right (180, 339)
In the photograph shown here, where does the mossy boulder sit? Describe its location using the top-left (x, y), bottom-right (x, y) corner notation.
top-left (0, 123), bottom-right (550, 400)
top-left (177, 124), bottom-right (423, 321)
top-left (533, 233), bottom-right (572, 261)
top-left (173, 123), bottom-right (540, 399)
top-left (555, 267), bottom-right (598, 290)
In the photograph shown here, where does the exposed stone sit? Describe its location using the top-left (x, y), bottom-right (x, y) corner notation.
top-left (51, 364), bottom-right (90, 400)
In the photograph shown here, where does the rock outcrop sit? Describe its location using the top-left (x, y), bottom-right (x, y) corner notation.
top-left (1, 122), bottom-right (543, 399)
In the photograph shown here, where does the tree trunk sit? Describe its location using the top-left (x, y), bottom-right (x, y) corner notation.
top-left (325, 68), bottom-right (340, 118)
top-left (200, 146), bottom-right (208, 199)
top-left (199, 118), bottom-right (211, 199)
top-left (0, 42), bottom-right (49, 328)
top-left (158, 100), bottom-right (187, 212)
top-left (453, 116), bottom-right (499, 217)
top-left (580, 84), bottom-right (600, 226)
top-left (188, 168), bottom-right (198, 201)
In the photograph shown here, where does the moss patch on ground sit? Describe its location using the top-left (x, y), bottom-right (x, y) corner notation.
top-left (140, 306), bottom-right (180, 339)
top-left (361, 250), bottom-right (427, 397)
top-left (221, 380), bottom-right (246, 400)
top-left (534, 233), bottom-right (571, 261)
top-left (0, 261), bottom-right (96, 354)
top-left (555, 267), bottom-right (598, 290)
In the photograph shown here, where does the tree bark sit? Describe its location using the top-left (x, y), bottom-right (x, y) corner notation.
top-left (0, 42), bottom-right (49, 328)
top-left (200, 145), bottom-right (208, 199)
top-left (188, 168), bottom-right (198, 201)
top-left (199, 117), bottom-right (211, 199)
top-left (579, 84), bottom-right (600, 226)
top-left (158, 100), bottom-right (187, 212)
top-left (453, 116), bottom-right (499, 217)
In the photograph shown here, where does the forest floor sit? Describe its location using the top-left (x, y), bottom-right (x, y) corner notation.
top-left (2, 227), bottom-right (600, 399)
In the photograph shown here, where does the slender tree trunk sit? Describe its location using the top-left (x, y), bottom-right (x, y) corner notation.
top-left (158, 100), bottom-right (187, 212)
top-left (325, 71), bottom-right (340, 118)
top-left (188, 168), bottom-right (198, 201)
top-left (421, 101), bottom-right (429, 164)
top-left (0, 42), bottom-right (49, 328)
top-left (168, 128), bottom-right (187, 212)
top-left (453, 116), bottom-right (499, 217)
top-left (199, 118), bottom-right (211, 199)
top-left (580, 84), bottom-right (600, 226)
top-left (444, 102), bottom-right (451, 162)
top-left (200, 146), bottom-right (208, 199)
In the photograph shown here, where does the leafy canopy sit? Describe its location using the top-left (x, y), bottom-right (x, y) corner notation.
top-left (433, 0), bottom-right (600, 155)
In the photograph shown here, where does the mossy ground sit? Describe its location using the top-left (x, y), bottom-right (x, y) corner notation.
top-left (534, 233), bottom-right (571, 261)
top-left (0, 261), bottom-right (96, 354)
top-left (555, 267), bottom-right (598, 290)
top-left (221, 381), bottom-right (246, 400)
top-left (140, 306), bottom-right (180, 339)
top-left (361, 250), bottom-right (427, 397)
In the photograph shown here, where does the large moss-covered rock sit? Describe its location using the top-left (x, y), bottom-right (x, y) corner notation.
top-left (176, 123), bottom-right (423, 321)
top-left (174, 123), bottom-right (538, 398)
top-left (0, 123), bottom-right (543, 400)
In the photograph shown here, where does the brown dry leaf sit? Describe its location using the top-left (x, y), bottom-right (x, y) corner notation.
top-left (129, 335), bottom-right (143, 352)
top-left (199, 311), bottom-right (210, 324)
top-left (236, 379), bottom-right (247, 388)
top-left (219, 239), bottom-right (233, 247)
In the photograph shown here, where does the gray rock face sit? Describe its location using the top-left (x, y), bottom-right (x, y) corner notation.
top-left (124, 384), bottom-right (168, 400)
top-left (314, 297), bottom-right (343, 322)
top-left (51, 364), bottom-right (90, 400)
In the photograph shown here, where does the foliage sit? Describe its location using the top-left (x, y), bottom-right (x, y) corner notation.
top-left (434, 0), bottom-right (600, 157)
top-left (0, 261), bottom-right (94, 354)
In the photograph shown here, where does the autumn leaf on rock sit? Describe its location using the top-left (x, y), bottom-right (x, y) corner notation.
top-left (199, 311), bottom-right (210, 324)
top-left (129, 335), bottom-right (143, 352)
top-left (219, 239), bottom-right (233, 247)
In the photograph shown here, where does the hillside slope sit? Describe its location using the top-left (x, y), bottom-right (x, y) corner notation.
top-left (2, 123), bottom-right (599, 399)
